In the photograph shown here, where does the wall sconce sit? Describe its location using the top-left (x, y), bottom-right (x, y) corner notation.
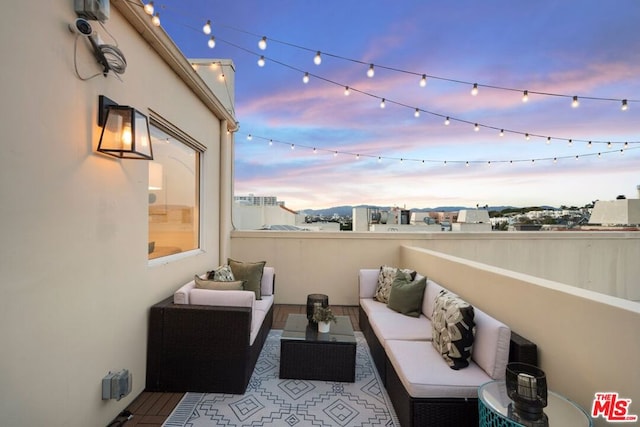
top-left (97, 95), bottom-right (153, 160)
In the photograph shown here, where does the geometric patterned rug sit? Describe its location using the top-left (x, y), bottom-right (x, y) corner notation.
top-left (162, 330), bottom-right (399, 426)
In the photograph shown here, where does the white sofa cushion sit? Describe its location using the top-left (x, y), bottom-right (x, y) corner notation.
top-left (261, 267), bottom-right (275, 296)
top-left (369, 311), bottom-right (433, 343)
top-left (422, 279), bottom-right (445, 321)
top-left (472, 308), bottom-right (511, 379)
top-left (359, 269), bottom-right (380, 298)
top-left (189, 289), bottom-right (255, 309)
top-left (386, 339), bottom-right (492, 398)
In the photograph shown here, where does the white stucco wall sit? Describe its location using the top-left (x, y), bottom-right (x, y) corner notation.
top-left (0, 3), bottom-right (232, 426)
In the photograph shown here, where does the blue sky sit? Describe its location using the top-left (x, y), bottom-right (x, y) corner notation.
top-left (156, 1), bottom-right (640, 210)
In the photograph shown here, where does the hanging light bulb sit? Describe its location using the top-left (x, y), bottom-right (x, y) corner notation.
top-left (151, 12), bottom-right (160, 26)
top-left (471, 83), bottom-right (479, 96)
top-left (302, 72), bottom-right (309, 84)
top-left (444, 117), bottom-right (450, 125)
top-left (624, 142), bottom-right (629, 149)
top-left (607, 141), bottom-right (612, 148)
top-left (202, 20), bottom-right (212, 35)
top-left (546, 137), bottom-right (551, 144)
top-left (499, 129), bottom-right (504, 137)
top-left (290, 144), bottom-right (295, 150)
top-left (344, 86), bottom-right (350, 96)
top-left (522, 90), bottom-right (529, 102)
top-left (258, 36), bottom-right (267, 50)
top-left (314, 51), bottom-right (322, 65)
top-left (525, 133), bottom-right (530, 140)
top-left (474, 123), bottom-right (480, 132)
top-left (257, 56), bottom-right (265, 67)
top-left (568, 139), bottom-right (573, 147)
top-left (587, 141), bottom-right (592, 148)
top-left (247, 134), bottom-right (253, 140)
top-left (143, 1), bottom-right (154, 15)
top-left (356, 154), bottom-right (360, 160)
top-left (420, 74), bottom-right (427, 87)
top-left (333, 151), bottom-right (338, 157)
top-left (553, 157), bottom-right (557, 163)
top-left (414, 108), bottom-right (420, 118)
top-left (313, 147), bottom-right (317, 154)
top-left (207, 36), bottom-right (216, 48)
top-left (621, 99), bottom-right (628, 111)
top-left (367, 64), bottom-right (375, 78)
top-left (378, 156), bottom-right (382, 163)
top-left (269, 139), bottom-right (273, 146)
top-left (380, 98), bottom-right (386, 109)
top-left (572, 96), bottom-right (579, 108)
top-left (465, 161), bottom-right (469, 167)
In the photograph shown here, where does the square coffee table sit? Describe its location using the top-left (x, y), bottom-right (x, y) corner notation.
top-left (279, 313), bottom-right (357, 382)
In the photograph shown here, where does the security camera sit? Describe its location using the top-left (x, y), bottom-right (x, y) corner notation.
top-left (69, 18), bottom-right (93, 36)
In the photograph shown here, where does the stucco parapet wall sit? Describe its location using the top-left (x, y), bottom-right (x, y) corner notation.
top-left (112, 0), bottom-right (237, 129)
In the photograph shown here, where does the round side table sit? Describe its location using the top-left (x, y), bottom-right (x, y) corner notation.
top-left (478, 380), bottom-right (592, 427)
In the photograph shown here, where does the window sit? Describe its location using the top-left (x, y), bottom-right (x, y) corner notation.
top-left (148, 120), bottom-right (202, 260)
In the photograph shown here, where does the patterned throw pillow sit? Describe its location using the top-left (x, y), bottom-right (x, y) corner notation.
top-left (431, 290), bottom-right (476, 370)
top-left (206, 265), bottom-right (235, 281)
top-left (373, 266), bottom-right (416, 303)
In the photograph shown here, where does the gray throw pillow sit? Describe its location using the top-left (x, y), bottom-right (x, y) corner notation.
top-left (227, 258), bottom-right (266, 300)
top-left (387, 270), bottom-right (427, 317)
top-left (194, 275), bottom-right (244, 290)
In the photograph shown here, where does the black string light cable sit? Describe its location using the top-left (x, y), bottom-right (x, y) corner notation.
top-left (240, 132), bottom-right (639, 166)
top-left (196, 36), bottom-right (639, 149)
top-left (142, 2), bottom-right (639, 110)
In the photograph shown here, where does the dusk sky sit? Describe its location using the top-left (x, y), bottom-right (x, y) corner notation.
top-left (155, 1), bottom-right (640, 210)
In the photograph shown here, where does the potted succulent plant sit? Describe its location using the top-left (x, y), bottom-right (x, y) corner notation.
top-left (312, 306), bottom-right (337, 333)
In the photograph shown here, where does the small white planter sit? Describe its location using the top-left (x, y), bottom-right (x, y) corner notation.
top-left (318, 321), bottom-right (331, 333)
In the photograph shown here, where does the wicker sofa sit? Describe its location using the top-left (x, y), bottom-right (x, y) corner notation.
top-left (358, 268), bottom-right (537, 427)
top-left (146, 267), bottom-right (275, 394)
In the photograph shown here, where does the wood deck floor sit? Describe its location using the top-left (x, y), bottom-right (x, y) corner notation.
top-left (108, 304), bottom-right (360, 427)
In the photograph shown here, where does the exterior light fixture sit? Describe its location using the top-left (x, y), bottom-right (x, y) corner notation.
top-left (522, 90), bottom-right (529, 102)
top-left (207, 36), bottom-right (215, 48)
top-left (202, 20), bottom-right (212, 35)
top-left (420, 74), bottom-right (427, 87)
top-left (571, 95), bottom-right (579, 108)
top-left (313, 51), bottom-right (322, 65)
top-left (302, 72), bottom-right (310, 83)
top-left (257, 56), bottom-right (265, 67)
top-left (258, 36), bottom-right (267, 50)
top-left (143, 1), bottom-right (154, 15)
top-left (471, 83), bottom-right (479, 96)
top-left (367, 64), bottom-right (375, 78)
top-left (621, 99), bottom-right (628, 111)
top-left (151, 13), bottom-right (160, 26)
top-left (97, 95), bottom-right (153, 160)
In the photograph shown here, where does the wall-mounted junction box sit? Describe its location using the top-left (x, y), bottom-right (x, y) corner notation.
top-left (74, 0), bottom-right (110, 22)
top-left (102, 369), bottom-right (132, 401)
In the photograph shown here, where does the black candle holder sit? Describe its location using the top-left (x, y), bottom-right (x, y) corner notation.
top-left (505, 362), bottom-right (548, 426)
top-left (306, 294), bottom-right (328, 324)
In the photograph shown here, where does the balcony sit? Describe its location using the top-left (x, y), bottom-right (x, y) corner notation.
top-left (229, 230), bottom-right (640, 426)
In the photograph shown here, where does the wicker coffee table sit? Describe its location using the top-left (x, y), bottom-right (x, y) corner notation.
top-left (280, 313), bottom-right (357, 382)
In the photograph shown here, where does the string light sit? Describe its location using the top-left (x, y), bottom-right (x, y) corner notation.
top-left (572, 96), bottom-right (580, 108)
top-left (202, 20), bottom-right (212, 35)
top-left (238, 132), bottom-right (639, 167)
top-left (257, 56), bottom-right (265, 67)
top-left (344, 86), bottom-right (350, 96)
top-left (380, 98), bottom-right (386, 109)
top-left (258, 36), bottom-right (267, 50)
top-left (208, 36), bottom-right (215, 48)
top-left (414, 108), bottom-right (420, 118)
top-left (525, 133), bottom-right (530, 140)
top-left (621, 99), bottom-right (628, 111)
top-left (522, 90), bottom-right (529, 102)
top-left (302, 72), bottom-right (309, 84)
top-left (474, 123), bottom-right (480, 132)
top-left (568, 139), bottom-right (573, 147)
top-left (143, 1), bottom-right (154, 15)
top-left (546, 137), bottom-right (551, 144)
top-left (313, 51), bottom-right (322, 65)
top-left (444, 117), bottom-right (450, 125)
top-left (471, 83), bottom-right (479, 96)
top-left (367, 64), bottom-right (375, 78)
top-left (420, 74), bottom-right (427, 87)
top-left (499, 129), bottom-right (504, 137)
top-left (151, 13), bottom-right (160, 26)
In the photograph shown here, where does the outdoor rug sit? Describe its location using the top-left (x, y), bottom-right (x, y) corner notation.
top-left (162, 330), bottom-right (399, 426)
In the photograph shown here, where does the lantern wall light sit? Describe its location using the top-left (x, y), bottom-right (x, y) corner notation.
top-left (97, 95), bottom-right (153, 160)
